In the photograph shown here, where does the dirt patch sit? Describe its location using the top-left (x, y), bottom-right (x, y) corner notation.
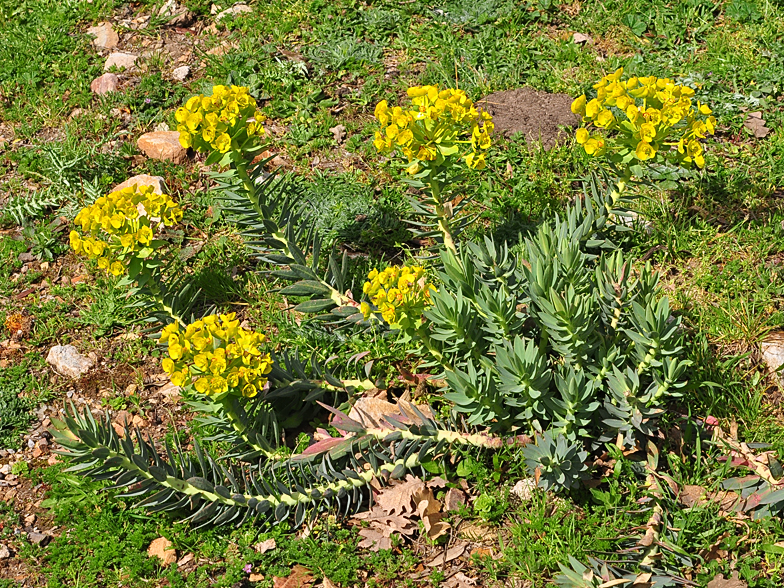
top-left (477, 88), bottom-right (579, 150)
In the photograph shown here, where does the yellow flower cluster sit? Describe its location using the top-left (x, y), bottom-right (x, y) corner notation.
top-left (373, 86), bottom-right (494, 173)
top-left (571, 68), bottom-right (716, 169)
top-left (160, 313), bottom-right (274, 399)
top-left (176, 85), bottom-right (266, 154)
top-left (361, 265), bottom-right (436, 330)
top-left (69, 184), bottom-right (182, 276)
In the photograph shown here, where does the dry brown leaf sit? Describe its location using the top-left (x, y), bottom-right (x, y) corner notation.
top-left (427, 542), bottom-right (467, 566)
top-left (147, 537), bottom-right (177, 566)
top-left (352, 505), bottom-right (418, 535)
top-left (460, 522), bottom-right (497, 543)
top-left (706, 572), bottom-right (747, 588)
top-left (357, 527), bottom-right (393, 551)
top-left (254, 538), bottom-right (277, 553)
top-left (444, 488), bottom-right (467, 511)
top-left (272, 565), bottom-right (313, 588)
top-left (744, 112), bottom-right (770, 139)
top-left (444, 572), bottom-right (478, 588)
top-left (679, 484), bottom-right (744, 515)
top-left (375, 474), bottom-right (425, 515)
top-left (250, 573), bottom-right (265, 582)
top-left (320, 577), bottom-right (339, 588)
top-left (347, 397), bottom-right (399, 427)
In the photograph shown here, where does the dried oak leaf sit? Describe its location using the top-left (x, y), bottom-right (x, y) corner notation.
top-left (706, 572), bottom-right (747, 588)
top-left (273, 565), bottom-right (313, 588)
top-left (375, 474), bottom-right (426, 515)
top-left (352, 504), bottom-right (418, 535)
top-left (357, 527), bottom-right (393, 551)
top-left (744, 112), bottom-right (770, 139)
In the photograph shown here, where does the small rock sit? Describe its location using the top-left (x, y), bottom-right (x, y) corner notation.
top-left (329, 124), bottom-right (346, 144)
top-left (147, 537), bottom-right (177, 565)
top-left (112, 174), bottom-right (167, 195)
top-left (90, 73), bottom-right (119, 95)
top-left (104, 52), bottom-right (138, 72)
top-left (137, 131), bottom-right (187, 164)
top-left (28, 532), bottom-right (50, 547)
top-left (761, 331), bottom-right (784, 385)
top-left (0, 544), bottom-right (10, 559)
top-left (249, 573), bottom-right (264, 582)
top-left (47, 454), bottom-right (58, 466)
top-left (0, 450), bottom-right (7, 458)
top-left (18, 252), bottom-right (35, 262)
top-left (87, 22), bottom-right (119, 50)
top-left (171, 65), bottom-right (190, 82)
top-left (46, 345), bottom-right (95, 379)
top-left (215, 3), bottom-right (252, 20)
top-left (511, 478), bottom-right (537, 502)
top-left (0, 464), bottom-right (9, 475)
top-left (24, 513), bottom-right (36, 526)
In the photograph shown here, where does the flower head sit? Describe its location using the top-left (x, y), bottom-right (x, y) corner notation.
top-left (176, 85), bottom-right (266, 155)
top-left (70, 184), bottom-right (182, 276)
top-left (373, 86), bottom-right (493, 174)
top-left (571, 68), bottom-right (715, 170)
top-left (160, 313), bottom-right (273, 400)
top-left (362, 265), bottom-right (436, 332)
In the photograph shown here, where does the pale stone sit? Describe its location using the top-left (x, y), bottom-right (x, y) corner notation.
top-left (511, 478), bottom-right (537, 502)
top-left (46, 345), bottom-right (95, 379)
top-left (761, 331), bottom-right (784, 386)
top-left (104, 52), bottom-right (138, 71)
top-left (113, 174), bottom-right (167, 195)
top-left (148, 537), bottom-right (177, 565)
top-left (171, 65), bottom-right (190, 82)
top-left (137, 131), bottom-right (187, 164)
top-left (87, 22), bottom-right (119, 50)
top-left (90, 73), bottom-right (119, 95)
top-left (215, 4), bottom-right (252, 21)
top-left (0, 544), bottom-right (10, 559)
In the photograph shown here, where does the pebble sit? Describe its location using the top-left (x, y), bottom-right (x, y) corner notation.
top-left (90, 73), bottom-right (119, 95)
top-left (0, 544), bottom-right (10, 559)
top-left (112, 174), bottom-right (166, 195)
top-left (46, 345), bottom-right (95, 379)
top-left (0, 464), bottom-right (10, 476)
top-left (137, 131), bottom-right (188, 164)
top-left (27, 532), bottom-right (50, 547)
top-left (87, 22), bottom-right (119, 50)
top-left (171, 65), bottom-right (190, 82)
top-left (104, 52), bottom-right (138, 72)
top-left (215, 3), bottom-right (252, 20)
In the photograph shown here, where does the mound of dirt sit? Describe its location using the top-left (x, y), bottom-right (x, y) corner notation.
top-left (477, 88), bottom-right (579, 150)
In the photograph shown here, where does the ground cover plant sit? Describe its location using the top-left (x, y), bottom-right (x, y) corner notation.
top-left (2, 1), bottom-right (784, 587)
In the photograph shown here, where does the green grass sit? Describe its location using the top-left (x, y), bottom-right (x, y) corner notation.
top-left (2, 0), bottom-right (784, 585)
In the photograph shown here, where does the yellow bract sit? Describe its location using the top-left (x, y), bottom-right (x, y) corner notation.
top-left (361, 265), bottom-right (436, 331)
top-left (70, 184), bottom-right (182, 276)
top-left (373, 86), bottom-right (494, 173)
top-left (160, 313), bottom-right (274, 399)
top-left (571, 67), bottom-right (716, 169)
top-left (176, 85), bottom-right (266, 154)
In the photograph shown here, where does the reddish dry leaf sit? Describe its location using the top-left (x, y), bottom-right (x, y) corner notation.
top-left (272, 565), bottom-right (313, 588)
top-left (444, 488), bottom-right (467, 511)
